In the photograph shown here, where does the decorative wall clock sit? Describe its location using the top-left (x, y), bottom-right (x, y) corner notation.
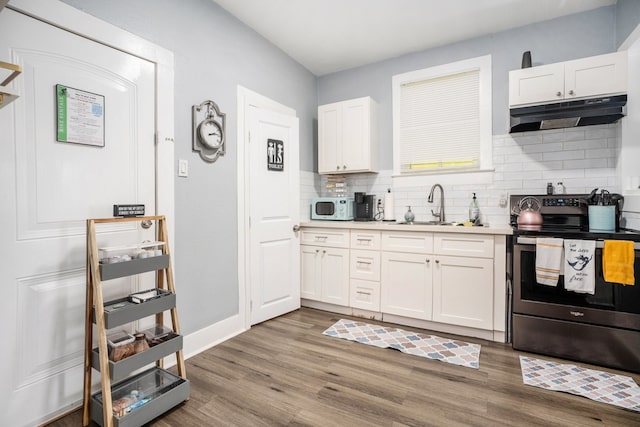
top-left (192, 100), bottom-right (226, 163)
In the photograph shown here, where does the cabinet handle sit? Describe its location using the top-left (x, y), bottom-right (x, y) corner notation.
top-left (357, 260), bottom-right (372, 265)
top-left (343, 165), bottom-right (347, 170)
top-left (315, 236), bottom-right (328, 241)
top-left (568, 89), bottom-right (575, 95)
top-left (323, 250), bottom-right (327, 254)
top-left (435, 259), bottom-right (440, 264)
top-left (357, 238), bottom-right (372, 242)
top-left (336, 165), bottom-right (340, 170)
top-left (426, 258), bottom-right (430, 263)
top-left (315, 249), bottom-right (319, 253)
top-left (556, 91), bottom-right (562, 97)
top-left (356, 291), bottom-right (371, 296)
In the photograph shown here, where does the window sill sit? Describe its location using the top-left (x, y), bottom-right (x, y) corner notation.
top-left (392, 168), bottom-right (494, 188)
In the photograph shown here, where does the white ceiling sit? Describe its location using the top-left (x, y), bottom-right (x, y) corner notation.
top-left (213, 0), bottom-right (616, 76)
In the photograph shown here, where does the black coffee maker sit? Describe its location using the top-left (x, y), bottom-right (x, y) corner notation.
top-left (354, 192), bottom-right (375, 221)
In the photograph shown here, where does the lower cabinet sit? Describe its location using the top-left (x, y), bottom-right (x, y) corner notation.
top-left (301, 244), bottom-right (350, 306)
top-left (432, 255), bottom-right (494, 329)
top-left (380, 251), bottom-right (432, 320)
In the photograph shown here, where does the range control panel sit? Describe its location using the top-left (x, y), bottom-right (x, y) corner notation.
top-left (542, 197), bottom-right (582, 207)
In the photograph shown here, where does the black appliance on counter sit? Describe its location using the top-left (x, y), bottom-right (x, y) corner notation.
top-left (354, 192), bottom-right (375, 221)
top-left (509, 193), bottom-right (640, 373)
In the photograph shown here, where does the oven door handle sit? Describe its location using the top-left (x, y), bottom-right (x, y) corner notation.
top-left (516, 236), bottom-right (640, 250)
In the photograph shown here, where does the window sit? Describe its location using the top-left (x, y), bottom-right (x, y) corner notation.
top-left (392, 55), bottom-right (492, 181)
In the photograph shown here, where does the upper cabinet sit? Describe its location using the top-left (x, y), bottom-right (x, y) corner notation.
top-left (509, 51), bottom-right (627, 107)
top-left (318, 96), bottom-right (378, 174)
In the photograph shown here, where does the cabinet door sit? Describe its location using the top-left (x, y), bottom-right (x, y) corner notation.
top-left (565, 51), bottom-right (627, 100)
top-left (341, 98), bottom-right (371, 172)
top-left (300, 245), bottom-right (321, 300)
top-left (318, 103), bottom-right (341, 174)
top-left (381, 252), bottom-right (432, 320)
top-left (432, 255), bottom-right (493, 330)
top-left (320, 247), bottom-right (350, 306)
top-left (509, 62), bottom-right (564, 106)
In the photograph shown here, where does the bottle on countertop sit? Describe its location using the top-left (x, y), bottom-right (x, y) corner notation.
top-left (404, 206), bottom-right (415, 223)
top-left (469, 193), bottom-right (480, 222)
top-left (547, 182), bottom-right (554, 195)
top-left (555, 182), bottom-right (565, 195)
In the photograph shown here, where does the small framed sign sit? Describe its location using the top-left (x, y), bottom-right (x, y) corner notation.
top-left (56, 84), bottom-right (105, 147)
top-left (267, 138), bottom-right (284, 171)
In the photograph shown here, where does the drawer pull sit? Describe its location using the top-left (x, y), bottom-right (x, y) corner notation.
top-left (356, 291), bottom-right (372, 296)
top-left (357, 238), bottom-right (372, 242)
top-left (357, 260), bottom-right (372, 265)
top-left (315, 236), bottom-right (328, 241)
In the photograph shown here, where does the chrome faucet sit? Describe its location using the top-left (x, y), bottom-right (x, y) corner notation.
top-left (427, 183), bottom-right (445, 223)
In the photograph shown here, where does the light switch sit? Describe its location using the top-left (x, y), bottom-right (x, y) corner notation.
top-left (178, 159), bottom-right (188, 177)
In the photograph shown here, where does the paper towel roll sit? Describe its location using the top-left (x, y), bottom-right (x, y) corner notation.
top-left (384, 190), bottom-right (395, 221)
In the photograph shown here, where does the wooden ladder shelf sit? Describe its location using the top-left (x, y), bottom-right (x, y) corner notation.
top-left (82, 215), bottom-right (188, 427)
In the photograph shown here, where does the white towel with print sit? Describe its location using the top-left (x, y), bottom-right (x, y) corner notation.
top-left (564, 239), bottom-right (596, 294)
top-left (535, 238), bottom-right (564, 286)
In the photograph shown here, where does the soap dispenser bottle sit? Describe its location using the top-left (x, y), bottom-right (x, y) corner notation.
top-left (404, 206), bottom-right (415, 223)
top-left (469, 193), bottom-right (480, 222)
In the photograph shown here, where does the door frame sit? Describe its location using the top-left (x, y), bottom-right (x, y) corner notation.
top-left (7, 0), bottom-right (175, 246)
top-left (237, 86), bottom-right (296, 329)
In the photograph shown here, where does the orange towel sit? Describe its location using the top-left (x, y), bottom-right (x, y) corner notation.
top-left (602, 240), bottom-right (635, 285)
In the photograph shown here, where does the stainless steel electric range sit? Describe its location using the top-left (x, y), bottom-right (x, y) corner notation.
top-left (509, 194), bottom-right (640, 373)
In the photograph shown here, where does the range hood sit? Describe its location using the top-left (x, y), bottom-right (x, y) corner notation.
top-left (509, 95), bottom-right (627, 133)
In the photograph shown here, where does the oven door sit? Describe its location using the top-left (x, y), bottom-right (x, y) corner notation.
top-left (513, 236), bottom-right (640, 330)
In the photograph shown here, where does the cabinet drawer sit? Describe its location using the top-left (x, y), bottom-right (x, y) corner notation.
top-left (351, 231), bottom-right (381, 250)
top-left (350, 249), bottom-right (381, 281)
top-left (434, 233), bottom-right (494, 258)
top-left (381, 231), bottom-right (433, 254)
top-left (301, 228), bottom-right (350, 248)
top-left (350, 279), bottom-right (380, 312)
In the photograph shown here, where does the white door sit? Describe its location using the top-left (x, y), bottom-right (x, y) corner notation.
top-left (249, 106), bottom-right (300, 325)
top-left (0, 9), bottom-right (155, 426)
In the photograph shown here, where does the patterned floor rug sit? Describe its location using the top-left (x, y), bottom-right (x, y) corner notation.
top-left (520, 356), bottom-right (640, 413)
top-left (322, 319), bottom-right (481, 369)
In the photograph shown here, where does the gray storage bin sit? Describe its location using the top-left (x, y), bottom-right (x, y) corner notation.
top-left (95, 289), bottom-right (176, 329)
top-left (90, 367), bottom-right (189, 427)
top-left (100, 255), bottom-right (169, 281)
top-left (92, 333), bottom-right (183, 382)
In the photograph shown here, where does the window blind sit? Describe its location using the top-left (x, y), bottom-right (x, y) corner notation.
top-left (399, 70), bottom-right (480, 173)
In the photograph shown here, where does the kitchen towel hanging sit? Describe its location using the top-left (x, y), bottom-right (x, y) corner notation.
top-left (536, 238), bottom-right (564, 286)
top-left (564, 239), bottom-right (596, 294)
top-left (603, 240), bottom-right (635, 285)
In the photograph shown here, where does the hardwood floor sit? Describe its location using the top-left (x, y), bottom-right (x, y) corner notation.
top-left (48, 308), bottom-right (640, 426)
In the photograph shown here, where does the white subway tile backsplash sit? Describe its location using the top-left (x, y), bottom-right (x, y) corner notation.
top-left (542, 129), bottom-right (586, 143)
top-left (543, 149), bottom-right (584, 161)
top-left (523, 142), bottom-right (564, 153)
top-left (301, 124), bottom-right (622, 227)
top-left (563, 158), bottom-right (608, 169)
top-left (585, 148), bottom-right (615, 158)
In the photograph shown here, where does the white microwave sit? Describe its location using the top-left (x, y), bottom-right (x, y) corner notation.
top-left (311, 197), bottom-right (354, 220)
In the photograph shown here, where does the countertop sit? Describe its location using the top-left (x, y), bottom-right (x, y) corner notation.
top-left (300, 220), bottom-right (513, 236)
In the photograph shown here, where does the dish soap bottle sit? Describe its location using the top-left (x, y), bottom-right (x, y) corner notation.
top-left (469, 193), bottom-right (480, 222)
top-left (404, 206), bottom-right (415, 223)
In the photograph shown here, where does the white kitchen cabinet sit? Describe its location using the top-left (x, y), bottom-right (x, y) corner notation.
top-left (301, 228), bottom-right (350, 306)
top-left (431, 233), bottom-right (495, 330)
top-left (509, 51), bottom-right (627, 107)
top-left (301, 245), bottom-right (350, 306)
top-left (432, 255), bottom-right (493, 329)
top-left (380, 251), bottom-right (433, 320)
top-left (318, 96), bottom-right (378, 174)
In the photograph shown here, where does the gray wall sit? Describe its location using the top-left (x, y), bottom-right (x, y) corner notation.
top-left (317, 6), bottom-right (617, 171)
top-left (61, 0), bottom-right (317, 333)
top-left (616, 0), bottom-right (640, 47)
